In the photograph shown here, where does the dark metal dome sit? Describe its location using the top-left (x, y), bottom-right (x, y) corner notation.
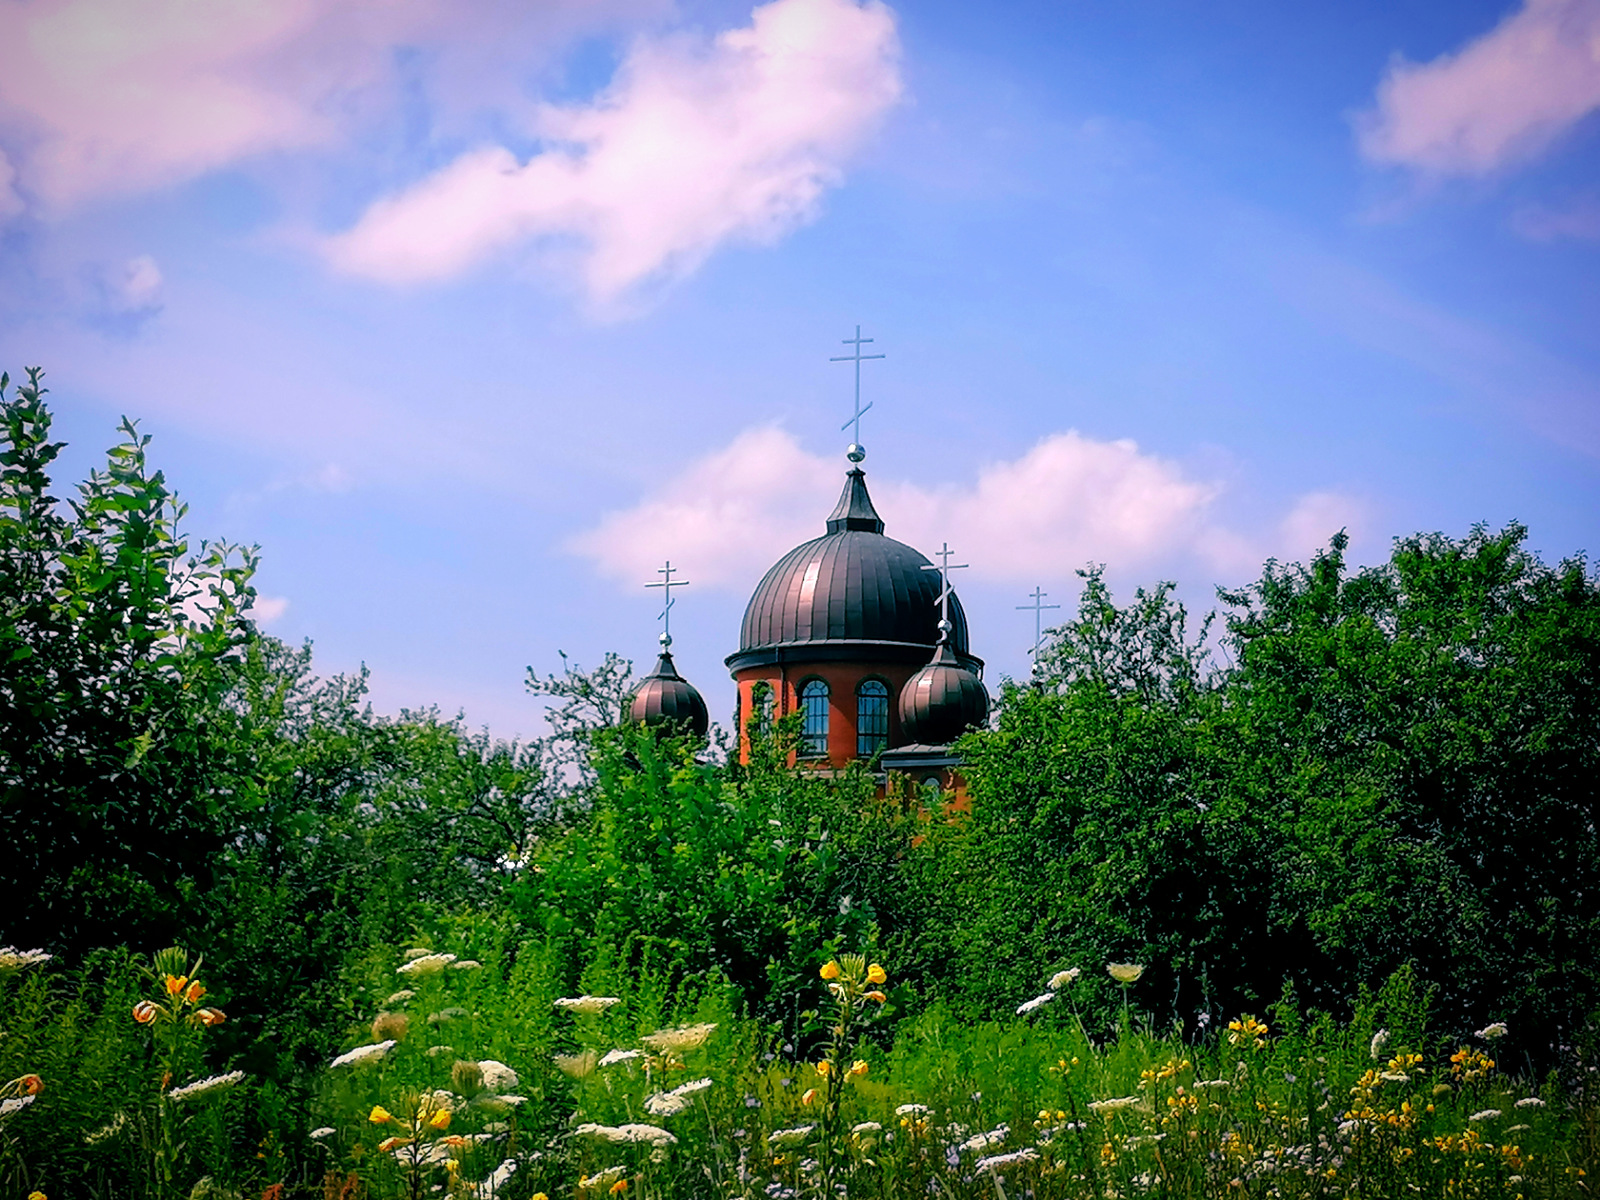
top-left (726, 469), bottom-right (979, 674)
top-left (629, 648), bottom-right (709, 738)
top-left (899, 642), bottom-right (990, 746)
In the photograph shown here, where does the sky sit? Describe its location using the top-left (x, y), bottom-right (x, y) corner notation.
top-left (2, 0), bottom-right (1598, 739)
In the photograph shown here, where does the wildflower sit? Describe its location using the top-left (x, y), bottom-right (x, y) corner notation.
top-left (309, 1126), bottom-right (336, 1140)
top-left (194, 1007), bottom-right (226, 1028)
top-left (402, 947), bottom-right (433, 960)
top-left (598, 1048), bottom-right (642, 1068)
top-left (1370, 1030), bottom-right (1389, 1060)
top-left (1048, 968), bottom-right (1081, 989)
top-left (553, 995), bottom-right (623, 1015)
top-left (864, 990), bottom-right (887, 1003)
top-left (451, 959), bottom-right (482, 970)
top-left (183, 980), bottom-right (205, 1004)
top-left (960, 1125), bottom-right (1010, 1153)
top-left (85, 1112), bottom-right (129, 1145)
top-left (0, 1095), bottom-right (36, 1117)
top-left (554, 1050), bottom-right (598, 1077)
top-left (0, 947), bottom-right (51, 976)
top-left (813, 1059), bottom-right (832, 1078)
top-left (895, 1103), bottom-right (931, 1116)
top-left (385, 989), bottom-right (415, 1006)
top-left (769, 1124), bottom-right (815, 1147)
top-left (1477, 1022), bottom-right (1509, 1041)
top-left (1515, 1096), bottom-right (1546, 1108)
top-left (330, 1039), bottom-right (396, 1068)
top-left (16, 1075), bottom-right (42, 1096)
top-left (478, 1059), bottom-right (519, 1092)
top-left (644, 1092), bottom-right (691, 1116)
top-left (396, 953), bottom-right (457, 977)
top-left (371, 1011), bottom-right (409, 1040)
top-left (1227, 1015), bottom-right (1270, 1048)
top-left (579, 1165), bottom-right (627, 1189)
top-left (849, 1059), bottom-right (869, 1077)
top-left (1016, 992), bottom-right (1054, 1016)
top-left (1194, 1079), bottom-right (1230, 1089)
top-left (610, 1182), bottom-right (627, 1196)
top-left (1107, 963), bottom-right (1144, 984)
top-left (473, 1093), bottom-right (527, 1113)
top-left (428, 1007), bottom-right (467, 1024)
top-left (532, 1194), bottom-right (549, 1200)
top-left (641, 1023), bottom-right (717, 1053)
top-left (167, 1071), bottom-right (245, 1103)
top-left (377, 1135), bottom-right (412, 1152)
top-left (429, 1108), bottom-right (451, 1131)
top-left (164, 974), bottom-right (187, 996)
top-left (1088, 1097), bottom-right (1141, 1114)
top-left (867, 962), bottom-right (887, 984)
top-left (133, 1000), bottom-right (159, 1024)
top-left (974, 1148), bottom-right (1039, 1172)
top-left (852, 1121), bottom-right (883, 1135)
top-left (28, 1192), bottom-right (46, 1200)
top-left (370, 1105), bottom-right (398, 1125)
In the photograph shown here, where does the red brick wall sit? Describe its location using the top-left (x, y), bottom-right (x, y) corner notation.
top-left (733, 658), bottom-right (923, 769)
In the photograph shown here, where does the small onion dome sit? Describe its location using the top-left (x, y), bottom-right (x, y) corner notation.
top-left (899, 632), bottom-right (989, 747)
top-left (629, 644), bottom-right (709, 739)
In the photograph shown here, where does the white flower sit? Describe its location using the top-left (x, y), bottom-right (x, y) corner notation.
top-left (1469, 1109), bottom-right (1502, 1121)
top-left (1087, 1096), bottom-right (1141, 1114)
top-left (330, 1040), bottom-right (396, 1068)
top-left (768, 1124), bottom-right (814, 1147)
top-left (473, 1094), bottom-right (528, 1113)
top-left (574, 1122), bottom-right (677, 1147)
top-left (1369, 1030), bottom-right (1389, 1060)
top-left (396, 953), bottom-right (457, 977)
top-left (1515, 1096), bottom-right (1546, 1109)
top-left (451, 959), bottom-right (482, 970)
top-left (852, 1121), bottom-right (883, 1135)
top-left (641, 1023), bottom-right (717, 1053)
top-left (0, 947), bottom-right (52, 975)
top-left (554, 995), bottom-right (623, 1015)
top-left (0, 1095), bottom-right (37, 1117)
top-left (1048, 968), bottom-right (1080, 989)
top-left (1107, 963), bottom-right (1144, 984)
top-left (402, 947), bottom-right (433, 961)
top-left (1380, 1072), bottom-right (1410, 1083)
top-left (168, 1071), bottom-right (246, 1103)
top-left (427, 1045), bottom-right (454, 1057)
top-left (580, 1165), bottom-right (627, 1189)
top-left (85, 1112), bottom-right (130, 1144)
top-left (480, 1158), bottom-right (517, 1197)
top-left (478, 1060), bottom-right (519, 1092)
top-left (1016, 992), bottom-right (1054, 1016)
top-left (644, 1093), bottom-right (691, 1116)
top-left (384, 989), bottom-right (415, 1006)
top-left (309, 1126), bottom-right (336, 1140)
top-left (895, 1103), bottom-right (931, 1116)
top-left (428, 1007), bottom-right (467, 1024)
top-left (959, 1125), bottom-right (1010, 1153)
top-left (1476, 1022), bottom-right (1509, 1041)
top-left (598, 1048), bottom-right (642, 1068)
top-left (1194, 1079), bottom-right (1230, 1090)
top-left (974, 1148), bottom-right (1039, 1173)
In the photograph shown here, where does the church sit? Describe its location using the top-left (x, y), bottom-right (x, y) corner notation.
top-left (626, 331), bottom-right (991, 796)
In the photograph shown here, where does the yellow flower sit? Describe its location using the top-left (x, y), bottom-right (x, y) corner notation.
top-left (820, 961), bottom-right (841, 981)
top-left (865, 990), bottom-right (887, 1003)
top-left (369, 1105), bottom-right (397, 1125)
top-left (533, 1194), bottom-right (551, 1200)
top-left (609, 1180), bottom-right (628, 1195)
top-left (815, 1059), bottom-right (832, 1076)
top-left (164, 975), bottom-right (187, 997)
top-left (133, 1000), bottom-right (159, 1024)
top-left (184, 981), bottom-right (205, 1005)
top-left (849, 1060), bottom-right (869, 1077)
top-left (28, 1192), bottom-right (45, 1200)
top-left (429, 1107), bottom-right (451, 1131)
top-left (801, 1087), bottom-right (818, 1105)
top-left (1107, 963), bottom-right (1144, 984)
top-left (867, 963), bottom-right (887, 985)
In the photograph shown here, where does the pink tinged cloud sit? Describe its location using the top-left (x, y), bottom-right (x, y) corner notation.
top-left (322, 0), bottom-right (903, 300)
top-left (1358, 0), bottom-right (1600, 176)
top-left (569, 428), bottom-right (1361, 591)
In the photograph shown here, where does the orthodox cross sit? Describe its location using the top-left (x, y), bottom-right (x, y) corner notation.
top-left (830, 324), bottom-right (885, 462)
top-left (1017, 586), bottom-right (1061, 666)
top-left (644, 560), bottom-right (690, 648)
top-left (921, 542), bottom-right (969, 630)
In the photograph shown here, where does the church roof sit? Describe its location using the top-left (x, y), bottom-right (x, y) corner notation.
top-left (898, 638), bottom-right (990, 747)
top-left (629, 647), bottom-right (709, 738)
top-left (726, 469), bottom-right (981, 674)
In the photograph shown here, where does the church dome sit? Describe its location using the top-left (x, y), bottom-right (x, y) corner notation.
top-left (629, 645), bottom-right (709, 739)
top-left (726, 468), bottom-right (979, 673)
top-left (899, 636), bottom-right (990, 746)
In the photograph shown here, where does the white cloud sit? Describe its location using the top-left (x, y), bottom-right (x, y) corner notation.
top-left (249, 594), bottom-right (290, 624)
top-left (322, 0), bottom-right (903, 301)
top-left (569, 427), bottom-right (1362, 590)
top-left (1358, 0), bottom-right (1600, 176)
top-left (107, 254), bottom-right (163, 313)
top-left (0, 0), bottom-right (658, 210)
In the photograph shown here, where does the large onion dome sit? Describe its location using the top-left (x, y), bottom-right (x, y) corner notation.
top-left (726, 468), bottom-right (981, 673)
top-left (629, 642), bottom-right (709, 738)
top-left (899, 631), bottom-right (990, 746)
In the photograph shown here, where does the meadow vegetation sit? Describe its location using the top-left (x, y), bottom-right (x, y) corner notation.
top-left (4, 367), bottom-right (1599, 1197)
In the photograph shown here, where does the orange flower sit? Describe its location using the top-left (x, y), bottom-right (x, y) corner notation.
top-left (19, 1074), bottom-right (43, 1095)
top-left (377, 1136), bottom-right (412, 1152)
top-left (133, 1000), bottom-right (159, 1024)
top-left (819, 961), bottom-right (841, 981)
top-left (866, 963), bottom-right (887, 985)
top-left (164, 975), bottom-right (187, 997)
top-left (184, 981), bottom-right (205, 1004)
top-left (865, 990), bottom-right (887, 1003)
top-left (801, 1088), bottom-right (817, 1106)
top-left (609, 1182), bottom-right (628, 1196)
top-left (195, 1007), bottom-right (226, 1027)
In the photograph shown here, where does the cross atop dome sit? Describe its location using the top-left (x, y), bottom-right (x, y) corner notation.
top-left (831, 325), bottom-right (885, 463)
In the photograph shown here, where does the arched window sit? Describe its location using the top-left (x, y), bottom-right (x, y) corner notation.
top-left (800, 679), bottom-right (829, 758)
top-left (856, 679), bottom-right (890, 758)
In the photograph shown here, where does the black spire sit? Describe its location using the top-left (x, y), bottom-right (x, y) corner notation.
top-left (825, 468), bottom-right (885, 535)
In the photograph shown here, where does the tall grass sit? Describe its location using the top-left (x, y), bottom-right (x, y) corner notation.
top-left (3, 941), bottom-right (1597, 1198)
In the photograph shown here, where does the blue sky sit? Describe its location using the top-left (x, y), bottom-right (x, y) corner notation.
top-left (2, 0), bottom-right (1597, 738)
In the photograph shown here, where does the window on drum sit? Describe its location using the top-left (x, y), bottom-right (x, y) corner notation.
top-left (800, 679), bottom-right (830, 758)
top-left (857, 679), bottom-right (889, 758)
